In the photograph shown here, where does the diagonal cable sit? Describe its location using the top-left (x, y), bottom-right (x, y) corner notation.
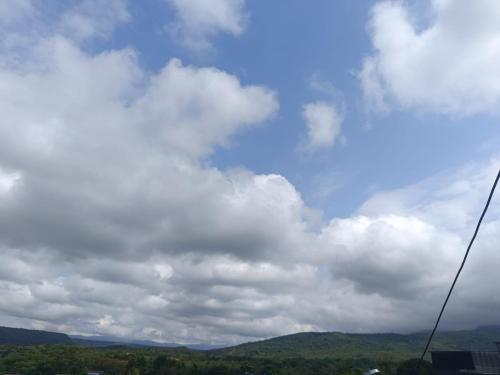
top-left (420, 169), bottom-right (500, 361)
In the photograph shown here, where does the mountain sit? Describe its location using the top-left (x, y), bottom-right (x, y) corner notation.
top-left (70, 334), bottom-right (225, 350)
top-left (3, 325), bottom-right (500, 358)
top-left (71, 334), bottom-right (179, 347)
top-left (0, 326), bottom-right (73, 346)
top-left (211, 326), bottom-right (500, 359)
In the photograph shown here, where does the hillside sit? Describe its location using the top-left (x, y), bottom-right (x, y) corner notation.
top-left (212, 326), bottom-right (500, 359)
top-left (0, 326), bottom-right (73, 346)
top-left (2, 325), bottom-right (500, 360)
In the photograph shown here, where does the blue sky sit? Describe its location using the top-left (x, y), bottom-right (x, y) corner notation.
top-left (107, 0), bottom-right (500, 218)
top-left (1, 0), bottom-right (500, 344)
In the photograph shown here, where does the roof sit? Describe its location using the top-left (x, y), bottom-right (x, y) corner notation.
top-left (431, 351), bottom-right (500, 375)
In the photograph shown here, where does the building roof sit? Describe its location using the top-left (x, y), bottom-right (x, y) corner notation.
top-left (431, 351), bottom-right (500, 375)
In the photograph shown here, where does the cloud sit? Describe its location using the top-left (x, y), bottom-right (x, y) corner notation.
top-left (301, 101), bottom-right (342, 153)
top-left (0, 0), bottom-right (34, 24)
top-left (59, 0), bottom-right (130, 41)
top-left (1, 1), bottom-right (500, 345)
top-left (320, 215), bottom-right (462, 299)
top-left (0, 168), bottom-right (21, 196)
top-left (0, 0), bottom-right (129, 70)
top-left (361, 0), bottom-right (500, 115)
top-left (165, 0), bottom-right (247, 51)
top-left (0, 35), bottom-right (279, 261)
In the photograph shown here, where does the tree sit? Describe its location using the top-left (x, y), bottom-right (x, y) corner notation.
top-left (397, 359), bottom-right (432, 375)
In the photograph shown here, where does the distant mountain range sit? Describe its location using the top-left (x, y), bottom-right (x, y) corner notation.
top-left (70, 334), bottom-right (224, 350)
top-left (0, 326), bottom-right (224, 350)
top-left (2, 325), bottom-right (500, 359)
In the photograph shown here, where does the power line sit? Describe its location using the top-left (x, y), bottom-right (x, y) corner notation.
top-left (420, 169), bottom-right (500, 361)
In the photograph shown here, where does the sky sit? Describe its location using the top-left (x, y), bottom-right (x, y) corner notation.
top-left (1, 0), bottom-right (500, 345)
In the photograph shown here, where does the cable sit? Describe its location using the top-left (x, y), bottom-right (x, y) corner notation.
top-left (419, 169), bottom-right (500, 361)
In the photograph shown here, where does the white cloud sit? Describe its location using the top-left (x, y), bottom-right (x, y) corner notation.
top-left (166, 0), bottom-right (247, 51)
top-left (361, 0), bottom-right (500, 115)
top-left (0, 0), bottom-right (129, 70)
top-left (301, 101), bottom-right (342, 153)
top-left (0, 168), bottom-right (21, 196)
top-left (59, 0), bottom-right (130, 41)
top-left (135, 58), bottom-right (277, 159)
top-left (320, 215), bottom-right (462, 298)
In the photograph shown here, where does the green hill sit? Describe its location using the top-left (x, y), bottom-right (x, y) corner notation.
top-left (212, 326), bottom-right (500, 360)
top-left (2, 325), bottom-right (500, 361)
top-left (0, 326), bottom-right (73, 346)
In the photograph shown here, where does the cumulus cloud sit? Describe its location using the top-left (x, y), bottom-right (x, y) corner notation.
top-left (59, 0), bottom-right (130, 41)
top-left (165, 0), bottom-right (247, 51)
top-left (361, 0), bottom-right (500, 115)
top-left (1, 1), bottom-right (500, 345)
top-left (0, 35), bottom-right (279, 261)
top-left (301, 101), bottom-right (342, 153)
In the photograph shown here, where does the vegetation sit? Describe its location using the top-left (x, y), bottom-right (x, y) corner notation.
top-left (213, 326), bottom-right (500, 359)
top-left (0, 326), bottom-right (498, 374)
top-left (396, 359), bottom-right (433, 375)
top-left (0, 344), bottom-right (400, 375)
